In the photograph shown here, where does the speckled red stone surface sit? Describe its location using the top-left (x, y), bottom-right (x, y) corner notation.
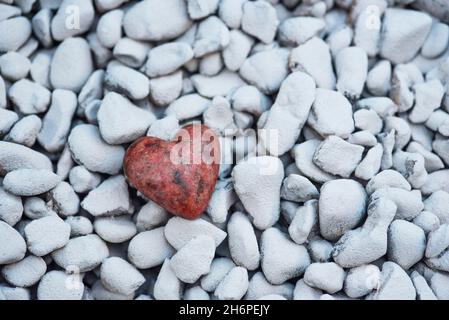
top-left (123, 124), bottom-right (220, 220)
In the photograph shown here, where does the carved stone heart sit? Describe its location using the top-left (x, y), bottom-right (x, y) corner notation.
top-left (123, 124), bottom-right (220, 220)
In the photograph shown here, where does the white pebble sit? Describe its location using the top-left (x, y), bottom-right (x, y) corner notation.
top-left (3, 169), bottom-right (61, 196)
top-left (100, 257), bottom-right (145, 295)
top-left (0, 221), bottom-right (26, 264)
top-left (24, 216), bottom-right (70, 256)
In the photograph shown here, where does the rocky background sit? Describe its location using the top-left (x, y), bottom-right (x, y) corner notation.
top-left (1, 0), bottom-right (449, 300)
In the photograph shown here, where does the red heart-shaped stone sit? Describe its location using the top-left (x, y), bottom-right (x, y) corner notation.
top-left (123, 124), bottom-right (220, 220)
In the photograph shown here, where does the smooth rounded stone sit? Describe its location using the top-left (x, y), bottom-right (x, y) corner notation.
top-left (0, 221), bottom-right (26, 264)
top-left (94, 216), bottom-right (136, 244)
top-left (371, 188), bottom-right (423, 221)
top-left (0, 51), bottom-right (30, 81)
top-left (97, 92), bottom-right (154, 145)
top-left (170, 235), bottom-right (215, 284)
top-left (307, 89), bottom-right (354, 138)
top-left (260, 71), bottom-right (316, 156)
top-left (200, 258), bottom-right (235, 292)
top-left (135, 201), bottom-right (169, 232)
top-left (261, 228), bottom-right (310, 285)
top-left (289, 37), bottom-right (336, 89)
top-left (292, 140), bottom-right (336, 183)
top-left (47, 182), bottom-right (79, 217)
top-left (128, 227), bottom-right (174, 269)
top-left (30, 50), bottom-right (52, 88)
top-left (425, 224), bottom-right (449, 258)
top-left (281, 174), bottom-right (318, 203)
top-left (207, 179), bottom-right (236, 224)
top-left (149, 71), bottom-right (183, 106)
top-left (348, 131), bottom-right (379, 149)
top-left (355, 144), bottom-right (383, 180)
top-left (145, 43), bottom-right (193, 78)
top-left (304, 262), bottom-right (346, 294)
top-left (227, 211), bottom-right (260, 271)
top-left (354, 109), bottom-right (383, 135)
top-left (366, 60), bottom-right (392, 96)
top-left (288, 200), bottom-right (318, 245)
top-left (308, 238), bottom-right (333, 263)
top-left (319, 179), bottom-right (367, 241)
top-left (96, 9), bottom-right (123, 48)
top-left (184, 286), bottom-right (210, 300)
top-left (344, 264), bottom-right (380, 298)
top-left (23, 197), bottom-right (56, 220)
top-left (3, 169), bottom-right (61, 197)
top-left (218, 0), bottom-right (244, 29)
top-left (367, 262), bottom-right (416, 300)
top-left (326, 25), bottom-right (353, 56)
top-left (104, 63), bottom-right (150, 100)
top-left (50, 37), bottom-right (93, 93)
top-left (332, 198), bottom-right (397, 268)
top-left (153, 258), bottom-right (183, 300)
top-left (100, 257), bottom-right (145, 296)
top-left (421, 170), bottom-right (449, 195)
top-left (222, 30), bottom-right (254, 72)
top-left (241, 0), bottom-right (278, 44)
top-left (68, 124), bottom-right (125, 175)
top-left (32, 8), bottom-right (53, 48)
top-left (278, 17), bottom-right (324, 47)
top-left (8, 79), bottom-right (51, 114)
top-left (407, 142), bottom-right (445, 173)
top-left (387, 220), bottom-right (426, 270)
top-left (1, 255), bottom-right (46, 287)
top-left (187, 0), bottom-right (219, 19)
top-left (164, 217), bottom-right (226, 251)
top-left (123, 0), bottom-right (191, 41)
top-left (24, 216), bottom-right (70, 256)
top-left (191, 70), bottom-right (244, 98)
top-left (50, 0), bottom-right (94, 40)
top-left (232, 156), bottom-right (284, 230)
top-left (91, 280), bottom-right (134, 300)
top-left (335, 47), bottom-right (368, 100)
top-left (380, 8), bottom-right (432, 64)
top-left (199, 52), bottom-right (223, 77)
top-left (203, 96), bottom-right (236, 135)
top-left (214, 266), bottom-right (248, 300)
top-left (393, 151), bottom-right (428, 189)
top-left (81, 175), bottom-right (132, 217)
top-left (357, 97), bottom-right (398, 118)
top-left (0, 3), bottom-right (21, 21)
top-left (65, 216), bottom-right (93, 237)
top-left (239, 48), bottom-right (289, 94)
top-left (0, 286), bottom-right (30, 300)
top-left (421, 22), bottom-right (449, 59)
top-left (37, 270), bottom-right (84, 300)
top-left (193, 16), bottom-right (229, 58)
top-left (293, 279), bottom-right (322, 300)
top-left (433, 139), bottom-right (449, 166)
top-left (0, 187), bottom-right (22, 226)
top-left (424, 191), bottom-right (449, 224)
top-left (410, 271), bottom-right (437, 300)
top-left (409, 124), bottom-right (434, 151)
top-left (38, 89), bottom-right (78, 152)
top-left (0, 109), bottom-right (18, 137)
top-left (56, 145), bottom-right (75, 180)
top-left (113, 38), bottom-right (150, 68)
top-left (51, 234), bottom-right (109, 272)
top-left (6, 115), bottom-right (41, 148)
top-left (366, 170), bottom-right (412, 195)
top-left (313, 136), bottom-right (364, 178)
top-left (87, 32), bottom-right (112, 69)
top-left (78, 69), bottom-right (104, 115)
top-left (69, 166), bottom-right (101, 194)
top-left (146, 116), bottom-right (180, 141)
top-left (430, 272), bottom-right (449, 300)
top-left (245, 271), bottom-right (294, 300)
top-left (231, 85), bottom-right (270, 116)
top-left (165, 93), bottom-right (211, 121)
top-left (410, 80), bottom-right (445, 124)
top-left (0, 17), bottom-right (31, 52)
top-left (413, 211), bottom-right (440, 235)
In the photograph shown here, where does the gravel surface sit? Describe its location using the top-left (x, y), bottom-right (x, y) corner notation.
top-left (1, 0), bottom-right (449, 301)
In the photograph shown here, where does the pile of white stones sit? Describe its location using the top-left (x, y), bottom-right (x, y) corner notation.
top-left (1, 0), bottom-right (449, 300)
